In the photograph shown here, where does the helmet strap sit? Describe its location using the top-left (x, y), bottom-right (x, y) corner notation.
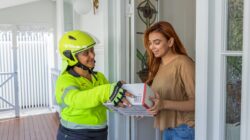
top-left (76, 62), bottom-right (97, 80)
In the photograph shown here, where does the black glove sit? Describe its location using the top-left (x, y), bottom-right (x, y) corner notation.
top-left (109, 81), bottom-right (126, 106)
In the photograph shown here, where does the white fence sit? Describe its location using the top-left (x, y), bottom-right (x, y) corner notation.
top-left (0, 31), bottom-right (15, 110)
top-left (0, 27), bottom-right (54, 112)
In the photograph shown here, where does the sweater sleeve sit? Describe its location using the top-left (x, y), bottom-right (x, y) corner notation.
top-left (180, 57), bottom-right (195, 99)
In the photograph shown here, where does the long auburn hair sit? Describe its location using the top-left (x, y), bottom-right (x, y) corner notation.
top-left (144, 21), bottom-right (188, 85)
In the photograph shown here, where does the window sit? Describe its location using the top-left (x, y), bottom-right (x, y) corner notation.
top-left (224, 0), bottom-right (243, 139)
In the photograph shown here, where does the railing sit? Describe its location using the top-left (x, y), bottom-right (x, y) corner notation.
top-left (0, 72), bottom-right (19, 117)
top-left (0, 28), bottom-right (53, 117)
top-left (50, 68), bottom-right (60, 112)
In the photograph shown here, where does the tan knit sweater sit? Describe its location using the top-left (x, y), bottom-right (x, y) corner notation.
top-left (151, 55), bottom-right (195, 131)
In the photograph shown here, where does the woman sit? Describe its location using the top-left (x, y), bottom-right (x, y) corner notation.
top-left (145, 21), bottom-right (195, 140)
top-left (56, 30), bottom-right (133, 140)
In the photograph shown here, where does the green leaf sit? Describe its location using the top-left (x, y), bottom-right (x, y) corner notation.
top-left (136, 49), bottom-right (144, 61)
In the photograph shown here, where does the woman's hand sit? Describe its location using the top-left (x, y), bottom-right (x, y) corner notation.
top-left (147, 92), bottom-right (163, 116)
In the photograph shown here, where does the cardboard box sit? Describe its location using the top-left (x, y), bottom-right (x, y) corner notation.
top-left (104, 83), bottom-right (154, 116)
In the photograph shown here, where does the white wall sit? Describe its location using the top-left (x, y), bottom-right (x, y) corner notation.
top-left (159, 0), bottom-right (196, 60)
top-left (0, 0), bottom-right (56, 29)
top-left (0, 0), bottom-right (40, 9)
top-left (77, 0), bottom-right (107, 74)
top-left (63, 1), bottom-right (73, 31)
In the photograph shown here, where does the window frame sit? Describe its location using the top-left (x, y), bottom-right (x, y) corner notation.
top-left (196, 0), bottom-right (250, 139)
top-left (241, 0), bottom-right (250, 139)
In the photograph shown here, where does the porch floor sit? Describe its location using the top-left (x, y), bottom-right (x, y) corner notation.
top-left (0, 112), bottom-right (59, 140)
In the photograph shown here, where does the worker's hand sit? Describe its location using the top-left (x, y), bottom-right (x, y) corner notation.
top-left (109, 81), bottom-right (134, 107)
top-left (117, 91), bottom-right (134, 108)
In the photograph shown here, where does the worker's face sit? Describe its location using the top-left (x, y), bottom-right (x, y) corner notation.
top-left (76, 47), bottom-right (95, 68)
top-left (148, 32), bottom-right (173, 58)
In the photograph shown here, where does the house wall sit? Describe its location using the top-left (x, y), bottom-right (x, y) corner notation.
top-left (159, 0), bottom-right (196, 60)
top-left (63, 1), bottom-right (73, 32)
top-left (0, 0), bottom-right (40, 9)
top-left (77, 0), bottom-right (107, 74)
top-left (0, 0), bottom-right (56, 29)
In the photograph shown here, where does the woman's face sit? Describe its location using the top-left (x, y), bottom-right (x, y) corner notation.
top-left (148, 32), bottom-right (172, 58)
top-left (76, 47), bottom-right (95, 68)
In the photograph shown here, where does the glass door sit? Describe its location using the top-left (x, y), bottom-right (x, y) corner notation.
top-left (224, 0), bottom-right (243, 139)
top-left (134, 0), bottom-right (158, 83)
top-left (128, 0), bottom-right (159, 140)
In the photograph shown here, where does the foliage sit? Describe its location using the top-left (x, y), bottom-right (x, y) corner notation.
top-left (227, 0), bottom-right (243, 81)
top-left (226, 0), bottom-right (243, 126)
top-left (227, 57), bottom-right (242, 82)
top-left (136, 49), bottom-right (148, 71)
top-left (227, 0), bottom-right (243, 51)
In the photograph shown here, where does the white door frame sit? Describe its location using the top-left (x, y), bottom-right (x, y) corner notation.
top-left (195, 0), bottom-right (209, 139)
top-left (106, 1), bottom-right (131, 140)
top-left (108, 0), bottom-right (161, 140)
top-left (196, 0), bottom-right (250, 140)
top-left (241, 0), bottom-right (250, 139)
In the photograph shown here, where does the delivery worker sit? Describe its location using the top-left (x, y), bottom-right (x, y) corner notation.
top-left (55, 30), bottom-right (133, 140)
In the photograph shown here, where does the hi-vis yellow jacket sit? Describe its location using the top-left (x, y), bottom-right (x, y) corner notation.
top-left (55, 71), bottom-right (111, 129)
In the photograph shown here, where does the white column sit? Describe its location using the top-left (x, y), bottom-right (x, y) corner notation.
top-left (12, 28), bottom-right (20, 117)
top-left (195, 0), bottom-right (209, 139)
top-left (56, 0), bottom-right (64, 70)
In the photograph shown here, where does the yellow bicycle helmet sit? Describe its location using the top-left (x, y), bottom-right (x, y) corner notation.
top-left (59, 30), bottom-right (96, 73)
